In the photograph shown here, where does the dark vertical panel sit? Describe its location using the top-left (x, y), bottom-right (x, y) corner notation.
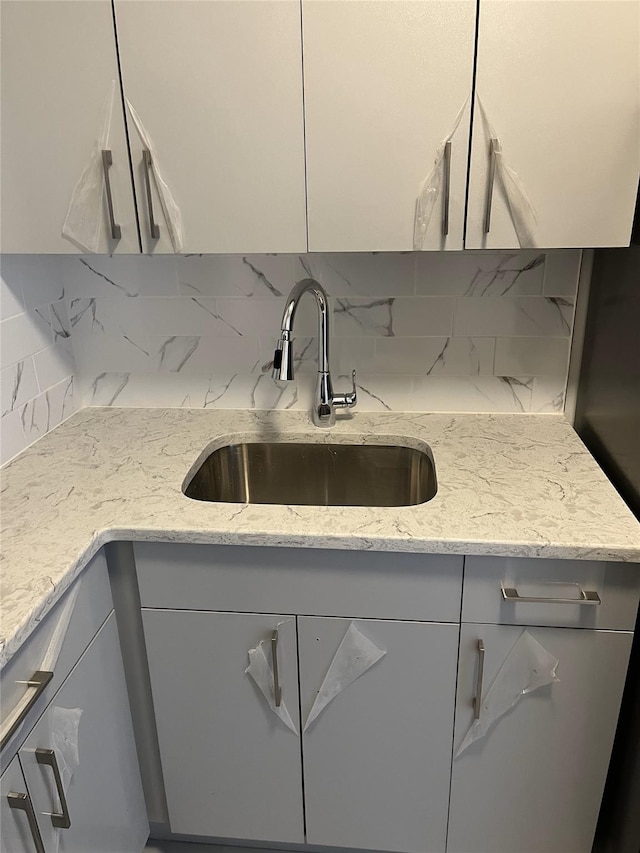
top-left (575, 244), bottom-right (640, 853)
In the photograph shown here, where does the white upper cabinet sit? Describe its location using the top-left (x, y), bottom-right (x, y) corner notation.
top-left (302, 0), bottom-right (477, 251)
top-left (113, 0), bottom-right (307, 254)
top-left (3, 1), bottom-right (637, 254)
top-left (0, 0), bottom-right (139, 254)
top-left (466, 0), bottom-right (640, 249)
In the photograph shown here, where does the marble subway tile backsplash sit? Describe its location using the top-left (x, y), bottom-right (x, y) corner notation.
top-left (0, 250), bottom-right (581, 464)
top-left (1, 256), bottom-right (79, 464)
top-left (61, 250), bottom-right (581, 416)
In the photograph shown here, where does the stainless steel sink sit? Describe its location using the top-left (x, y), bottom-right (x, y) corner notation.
top-left (183, 442), bottom-right (437, 507)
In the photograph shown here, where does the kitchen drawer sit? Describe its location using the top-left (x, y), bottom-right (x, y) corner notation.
top-left (135, 543), bottom-right (463, 623)
top-left (0, 549), bottom-right (113, 767)
top-left (463, 556), bottom-right (640, 630)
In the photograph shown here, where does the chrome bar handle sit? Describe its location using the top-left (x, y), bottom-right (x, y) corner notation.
top-left (0, 670), bottom-right (53, 750)
top-left (7, 791), bottom-right (46, 853)
top-left (483, 137), bottom-right (500, 234)
top-left (473, 639), bottom-right (485, 720)
top-left (142, 148), bottom-right (160, 240)
top-left (35, 748), bottom-right (71, 829)
top-left (442, 140), bottom-right (452, 237)
top-left (271, 630), bottom-right (282, 708)
top-left (501, 582), bottom-right (601, 605)
top-left (101, 149), bottom-right (122, 240)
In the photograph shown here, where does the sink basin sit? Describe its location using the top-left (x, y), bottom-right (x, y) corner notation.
top-left (183, 442), bottom-right (437, 507)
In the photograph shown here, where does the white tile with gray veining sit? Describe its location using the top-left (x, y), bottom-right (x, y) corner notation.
top-left (1, 255), bottom-right (80, 464)
top-left (454, 296), bottom-right (575, 337)
top-left (415, 251), bottom-right (546, 296)
top-left (1, 407), bottom-right (639, 670)
top-left (57, 250), bottom-right (582, 415)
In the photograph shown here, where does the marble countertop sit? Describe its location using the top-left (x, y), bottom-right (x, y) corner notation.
top-left (2, 407), bottom-right (640, 668)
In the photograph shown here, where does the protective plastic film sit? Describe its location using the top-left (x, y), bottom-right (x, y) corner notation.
top-left (126, 99), bottom-right (184, 253)
top-left (456, 630), bottom-right (559, 758)
top-left (61, 83), bottom-right (116, 253)
top-left (49, 706), bottom-right (83, 853)
top-left (475, 97), bottom-right (538, 249)
top-left (304, 622), bottom-right (386, 731)
top-left (413, 98), bottom-right (469, 250)
top-left (1, 581), bottom-right (81, 748)
top-left (245, 621), bottom-right (298, 735)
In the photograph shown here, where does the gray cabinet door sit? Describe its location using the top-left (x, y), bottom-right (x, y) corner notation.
top-left (298, 617), bottom-right (459, 853)
top-left (1, 756), bottom-right (42, 853)
top-left (142, 609), bottom-right (304, 843)
top-left (113, 0), bottom-right (306, 254)
top-left (19, 614), bottom-right (148, 853)
top-left (1, 0), bottom-right (139, 253)
top-left (448, 624), bottom-right (634, 853)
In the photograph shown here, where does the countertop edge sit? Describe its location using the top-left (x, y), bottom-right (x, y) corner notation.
top-left (2, 522), bottom-right (639, 671)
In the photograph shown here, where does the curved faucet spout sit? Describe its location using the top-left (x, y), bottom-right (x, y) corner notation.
top-left (278, 278), bottom-right (330, 374)
top-left (272, 278), bottom-right (357, 428)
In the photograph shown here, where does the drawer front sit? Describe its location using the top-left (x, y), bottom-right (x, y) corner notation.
top-left (463, 556), bottom-right (640, 630)
top-left (135, 543), bottom-right (463, 623)
top-left (0, 549), bottom-right (113, 767)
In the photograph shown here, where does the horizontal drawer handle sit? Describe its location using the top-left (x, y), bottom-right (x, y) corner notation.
top-left (0, 670), bottom-right (53, 750)
top-left (501, 582), bottom-right (601, 606)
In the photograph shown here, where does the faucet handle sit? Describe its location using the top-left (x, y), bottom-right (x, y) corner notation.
top-left (347, 369), bottom-right (357, 407)
top-left (334, 369), bottom-right (358, 410)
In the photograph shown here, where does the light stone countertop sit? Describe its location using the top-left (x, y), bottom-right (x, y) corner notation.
top-left (1, 407), bottom-right (640, 669)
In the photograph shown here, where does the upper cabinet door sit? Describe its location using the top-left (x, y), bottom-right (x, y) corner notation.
top-left (466, 0), bottom-right (640, 250)
top-left (0, 0), bottom-right (139, 254)
top-left (303, 0), bottom-right (476, 252)
top-left (113, 0), bottom-right (307, 254)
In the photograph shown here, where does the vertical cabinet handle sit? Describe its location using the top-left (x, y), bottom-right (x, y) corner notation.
top-left (7, 791), bottom-right (46, 853)
top-left (142, 148), bottom-right (160, 240)
top-left (271, 630), bottom-right (282, 708)
top-left (473, 639), bottom-right (485, 720)
top-left (101, 150), bottom-right (122, 241)
top-left (35, 748), bottom-right (71, 829)
top-left (442, 140), bottom-right (452, 237)
top-left (483, 138), bottom-right (500, 234)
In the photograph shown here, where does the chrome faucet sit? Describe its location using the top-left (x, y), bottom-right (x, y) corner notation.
top-left (272, 278), bottom-right (357, 427)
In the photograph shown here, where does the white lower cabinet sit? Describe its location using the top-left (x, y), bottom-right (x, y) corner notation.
top-left (133, 544), bottom-right (640, 853)
top-left (142, 609), bottom-right (304, 843)
top-left (18, 613), bottom-right (148, 853)
top-left (142, 609), bottom-right (459, 852)
top-left (298, 617), bottom-right (459, 853)
top-left (448, 624), bottom-right (634, 853)
top-left (2, 756), bottom-right (44, 853)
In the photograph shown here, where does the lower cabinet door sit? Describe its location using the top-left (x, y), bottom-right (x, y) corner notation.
top-left (19, 614), bottom-right (148, 853)
top-left (142, 609), bottom-right (304, 842)
top-left (1, 756), bottom-right (44, 853)
top-left (448, 624), bottom-right (634, 853)
top-left (298, 617), bottom-right (459, 853)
